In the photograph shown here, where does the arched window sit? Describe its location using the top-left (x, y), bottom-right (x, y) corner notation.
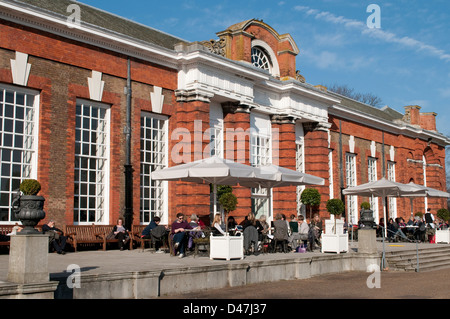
top-left (251, 46), bottom-right (272, 72)
top-left (250, 40), bottom-right (280, 77)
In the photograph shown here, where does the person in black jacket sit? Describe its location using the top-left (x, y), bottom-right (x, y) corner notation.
top-left (42, 220), bottom-right (67, 254)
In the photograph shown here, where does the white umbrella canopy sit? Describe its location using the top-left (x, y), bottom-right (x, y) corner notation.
top-left (342, 177), bottom-right (426, 237)
top-left (403, 183), bottom-right (450, 198)
top-left (151, 156), bottom-right (270, 186)
top-left (151, 156), bottom-right (276, 215)
top-left (342, 177), bottom-right (425, 198)
top-left (401, 182), bottom-right (450, 218)
top-left (240, 164), bottom-right (325, 221)
top-left (248, 164), bottom-right (325, 188)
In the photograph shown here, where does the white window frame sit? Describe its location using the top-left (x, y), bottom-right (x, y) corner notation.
top-left (140, 112), bottom-right (168, 225)
top-left (422, 155), bottom-right (428, 211)
top-left (250, 113), bottom-right (272, 220)
top-left (328, 149), bottom-right (334, 200)
top-left (74, 99), bottom-right (110, 225)
top-left (345, 153), bottom-right (357, 224)
top-left (0, 84), bottom-right (39, 224)
top-left (296, 122), bottom-right (306, 216)
top-left (387, 161), bottom-right (397, 219)
top-left (251, 39), bottom-right (280, 77)
top-left (368, 157), bottom-right (379, 222)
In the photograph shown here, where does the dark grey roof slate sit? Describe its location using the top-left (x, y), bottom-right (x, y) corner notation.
top-left (327, 91), bottom-right (404, 122)
top-left (8, 0), bottom-right (188, 50)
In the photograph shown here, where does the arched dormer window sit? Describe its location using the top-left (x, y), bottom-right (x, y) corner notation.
top-left (251, 39), bottom-right (280, 77)
top-left (251, 46), bottom-right (271, 72)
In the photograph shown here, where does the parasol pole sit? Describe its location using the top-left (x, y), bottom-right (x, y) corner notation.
top-left (213, 183), bottom-right (218, 214)
top-left (383, 197), bottom-right (388, 238)
top-left (410, 197), bottom-right (414, 219)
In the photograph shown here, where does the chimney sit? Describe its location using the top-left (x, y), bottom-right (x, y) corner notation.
top-left (404, 105), bottom-right (421, 126)
top-left (420, 112), bottom-right (437, 131)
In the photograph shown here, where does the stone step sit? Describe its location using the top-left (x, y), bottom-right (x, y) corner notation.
top-left (385, 246), bottom-right (450, 272)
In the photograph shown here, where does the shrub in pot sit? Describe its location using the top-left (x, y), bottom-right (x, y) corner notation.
top-left (326, 198), bottom-right (345, 234)
top-left (218, 192), bottom-right (237, 233)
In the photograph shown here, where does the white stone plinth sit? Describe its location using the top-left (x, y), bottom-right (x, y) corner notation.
top-left (210, 235), bottom-right (244, 260)
top-left (358, 229), bottom-right (377, 254)
top-left (8, 233), bottom-right (50, 284)
top-left (436, 229), bottom-right (450, 244)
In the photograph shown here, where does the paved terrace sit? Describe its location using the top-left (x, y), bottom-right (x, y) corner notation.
top-left (0, 240), bottom-right (444, 298)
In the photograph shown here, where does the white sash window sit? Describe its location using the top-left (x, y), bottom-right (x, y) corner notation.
top-left (0, 85), bottom-right (39, 223)
top-left (74, 100), bottom-right (110, 224)
top-left (140, 113), bottom-right (168, 224)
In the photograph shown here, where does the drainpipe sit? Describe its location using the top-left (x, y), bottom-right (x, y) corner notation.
top-left (124, 58), bottom-right (133, 229)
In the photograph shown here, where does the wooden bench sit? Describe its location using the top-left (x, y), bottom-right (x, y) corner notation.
top-left (0, 225), bottom-right (15, 249)
top-left (64, 224), bottom-right (132, 252)
top-left (0, 224), bottom-right (42, 251)
top-left (131, 225), bottom-right (150, 251)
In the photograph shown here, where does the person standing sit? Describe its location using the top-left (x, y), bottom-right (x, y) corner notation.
top-left (424, 208), bottom-right (435, 228)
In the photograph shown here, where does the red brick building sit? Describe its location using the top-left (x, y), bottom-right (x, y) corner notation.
top-left (0, 0), bottom-right (448, 229)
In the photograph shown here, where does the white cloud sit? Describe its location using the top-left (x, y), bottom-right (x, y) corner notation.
top-left (294, 5), bottom-right (450, 62)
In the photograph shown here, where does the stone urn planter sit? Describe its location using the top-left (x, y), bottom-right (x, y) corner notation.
top-left (359, 202), bottom-right (375, 229)
top-left (11, 179), bottom-right (45, 234)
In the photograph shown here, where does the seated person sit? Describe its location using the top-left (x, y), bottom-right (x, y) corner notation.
top-left (242, 213), bottom-right (258, 253)
top-left (297, 215), bottom-right (309, 246)
top-left (142, 216), bottom-right (161, 239)
top-left (227, 215), bottom-right (237, 235)
top-left (113, 217), bottom-right (130, 251)
top-left (288, 214), bottom-right (300, 250)
top-left (390, 217), bottom-right (409, 241)
top-left (256, 214), bottom-right (270, 242)
top-left (142, 216), bottom-right (168, 252)
top-left (272, 213), bottom-right (289, 252)
top-left (42, 220), bottom-right (67, 254)
top-left (310, 214), bottom-right (323, 249)
top-left (171, 213), bottom-right (198, 258)
top-left (187, 214), bottom-right (205, 250)
top-left (212, 213), bottom-right (226, 236)
top-left (189, 214), bottom-right (205, 229)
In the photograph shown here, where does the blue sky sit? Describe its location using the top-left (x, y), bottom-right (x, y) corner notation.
top-left (79, 0), bottom-right (450, 137)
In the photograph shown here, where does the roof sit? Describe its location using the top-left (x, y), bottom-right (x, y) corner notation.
top-left (8, 0), bottom-right (188, 50)
top-left (327, 90), bottom-right (405, 122)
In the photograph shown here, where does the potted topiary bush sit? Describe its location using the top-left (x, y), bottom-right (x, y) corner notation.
top-left (300, 188), bottom-right (321, 220)
top-left (437, 208), bottom-right (450, 224)
top-left (322, 198), bottom-right (348, 254)
top-left (11, 179), bottom-right (46, 234)
top-left (218, 192), bottom-right (237, 233)
top-left (210, 191), bottom-right (243, 260)
top-left (326, 199), bottom-right (345, 234)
